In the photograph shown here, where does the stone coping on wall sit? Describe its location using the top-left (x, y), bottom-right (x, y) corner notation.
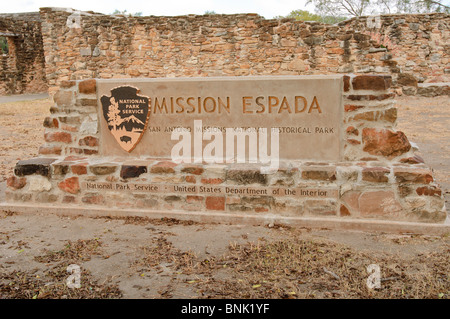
top-left (2, 74), bottom-right (447, 227)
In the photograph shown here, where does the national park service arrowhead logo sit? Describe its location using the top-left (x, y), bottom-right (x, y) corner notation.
top-left (100, 86), bottom-right (150, 152)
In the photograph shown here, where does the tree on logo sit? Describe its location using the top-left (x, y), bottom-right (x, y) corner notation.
top-left (107, 97), bottom-right (123, 131)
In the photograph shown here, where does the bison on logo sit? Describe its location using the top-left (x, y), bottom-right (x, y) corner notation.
top-left (100, 86), bottom-right (150, 152)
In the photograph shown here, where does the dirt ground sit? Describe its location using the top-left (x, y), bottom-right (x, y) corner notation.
top-left (0, 95), bottom-right (448, 299)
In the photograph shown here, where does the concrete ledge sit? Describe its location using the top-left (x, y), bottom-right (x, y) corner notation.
top-left (1, 202), bottom-right (449, 236)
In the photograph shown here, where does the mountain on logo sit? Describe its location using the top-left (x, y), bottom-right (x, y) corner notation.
top-left (118, 115), bottom-right (145, 131)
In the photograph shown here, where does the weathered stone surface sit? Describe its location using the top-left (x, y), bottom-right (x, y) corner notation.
top-left (396, 73), bottom-right (418, 87)
top-left (44, 132), bottom-right (72, 144)
top-left (53, 90), bottom-right (73, 107)
top-left (181, 165), bottom-right (204, 175)
top-left (362, 167), bottom-right (390, 183)
top-left (15, 158), bottom-right (56, 177)
top-left (340, 204), bottom-right (351, 216)
top-left (201, 178), bottom-right (223, 184)
top-left (399, 155), bottom-right (425, 164)
top-left (89, 164), bottom-right (118, 175)
top-left (78, 79), bottom-right (97, 94)
top-left (58, 177), bottom-right (80, 194)
top-left (226, 168), bottom-right (267, 185)
top-left (6, 176), bottom-right (26, 190)
top-left (39, 145), bottom-right (62, 155)
top-left (78, 136), bottom-right (99, 147)
top-left (27, 175), bottom-right (52, 192)
top-left (82, 193), bottom-right (105, 205)
top-left (35, 193), bottom-right (58, 203)
top-left (120, 165), bottom-right (147, 179)
top-left (52, 162), bottom-right (70, 175)
top-left (206, 196), bottom-right (225, 210)
top-left (150, 161), bottom-right (177, 174)
top-left (43, 117), bottom-right (59, 128)
top-left (394, 168), bottom-right (433, 184)
top-left (416, 186), bottom-right (442, 196)
top-left (301, 167), bottom-right (336, 181)
top-left (362, 128), bottom-right (411, 158)
top-left (359, 191), bottom-right (402, 216)
top-left (352, 75), bottom-right (392, 91)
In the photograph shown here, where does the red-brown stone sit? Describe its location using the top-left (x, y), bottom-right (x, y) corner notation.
top-left (362, 128), bottom-right (411, 158)
top-left (58, 176), bottom-right (80, 194)
top-left (7, 176), bottom-right (26, 190)
top-left (201, 178), bottom-right (223, 184)
top-left (187, 195), bottom-right (203, 203)
top-left (78, 136), bottom-right (99, 147)
top-left (352, 75), bottom-right (392, 91)
top-left (44, 131), bottom-right (72, 144)
top-left (394, 168), bottom-right (433, 184)
top-left (181, 165), bottom-right (204, 175)
top-left (362, 167), bottom-right (390, 183)
top-left (71, 163), bottom-right (88, 175)
top-left (343, 75), bottom-right (350, 92)
top-left (344, 104), bottom-right (364, 112)
top-left (78, 79), bottom-right (97, 94)
top-left (185, 175), bottom-right (196, 183)
top-left (359, 191), bottom-right (402, 216)
top-left (206, 196), bottom-right (225, 210)
top-left (39, 145), bottom-right (62, 155)
top-left (416, 186), bottom-right (442, 196)
top-left (340, 204), bottom-right (351, 216)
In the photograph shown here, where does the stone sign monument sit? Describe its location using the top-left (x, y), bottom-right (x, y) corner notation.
top-left (1, 75), bottom-right (447, 230)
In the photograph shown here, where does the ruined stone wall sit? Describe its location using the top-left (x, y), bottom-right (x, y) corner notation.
top-left (39, 7), bottom-right (449, 95)
top-left (0, 12), bottom-right (47, 95)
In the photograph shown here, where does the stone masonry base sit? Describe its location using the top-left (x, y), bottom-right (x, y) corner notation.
top-left (3, 157), bottom-right (447, 229)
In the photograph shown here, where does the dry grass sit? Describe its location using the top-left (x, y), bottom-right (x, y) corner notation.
top-left (0, 98), bottom-right (51, 182)
top-left (0, 239), bottom-right (122, 299)
top-left (131, 234), bottom-right (449, 299)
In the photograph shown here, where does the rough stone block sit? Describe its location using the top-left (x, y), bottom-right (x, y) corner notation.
top-left (394, 168), bottom-right (433, 184)
top-left (150, 161), bottom-right (177, 174)
top-left (6, 176), bottom-right (26, 190)
top-left (89, 164), bottom-right (118, 175)
top-left (58, 177), bottom-right (80, 194)
top-left (78, 79), bottom-right (97, 94)
top-left (206, 196), bottom-right (225, 210)
top-left (362, 167), bottom-right (390, 183)
top-left (226, 168), bottom-right (267, 185)
top-left (120, 165), bottom-right (147, 179)
top-left (14, 158), bottom-right (56, 177)
top-left (352, 75), bottom-right (392, 91)
top-left (362, 128), bottom-right (411, 158)
top-left (44, 131), bottom-right (72, 144)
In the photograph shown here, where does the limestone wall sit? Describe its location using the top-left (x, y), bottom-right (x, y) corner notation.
top-left (39, 7), bottom-right (449, 95)
top-left (0, 12), bottom-right (47, 95)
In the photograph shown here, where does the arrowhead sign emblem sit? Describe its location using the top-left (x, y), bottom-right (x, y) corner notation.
top-left (100, 86), bottom-right (150, 152)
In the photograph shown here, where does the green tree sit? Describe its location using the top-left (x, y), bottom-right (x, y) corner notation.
top-left (204, 10), bottom-right (217, 15)
top-left (111, 9), bottom-right (143, 16)
top-left (306, 0), bottom-right (449, 19)
top-left (276, 9), bottom-right (348, 23)
top-left (0, 36), bottom-right (8, 55)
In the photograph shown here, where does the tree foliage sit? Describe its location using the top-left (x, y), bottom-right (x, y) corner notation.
top-left (306, 0), bottom-right (449, 20)
top-left (0, 36), bottom-right (8, 55)
top-left (276, 9), bottom-right (348, 23)
top-left (111, 9), bottom-right (143, 16)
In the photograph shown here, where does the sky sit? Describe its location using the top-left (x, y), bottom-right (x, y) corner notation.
top-left (1, 0), bottom-right (313, 19)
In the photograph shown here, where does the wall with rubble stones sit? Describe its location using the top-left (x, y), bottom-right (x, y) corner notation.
top-left (38, 7), bottom-right (449, 96)
top-left (0, 12), bottom-right (48, 95)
